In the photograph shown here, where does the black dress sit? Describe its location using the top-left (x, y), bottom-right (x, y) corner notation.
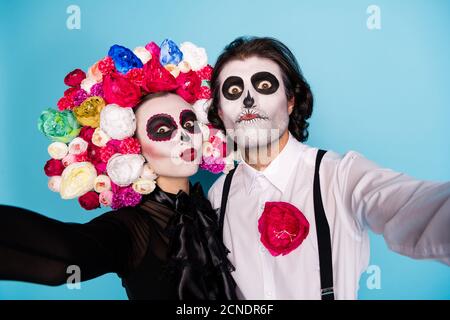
top-left (0, 182), bottom-right (237, 300)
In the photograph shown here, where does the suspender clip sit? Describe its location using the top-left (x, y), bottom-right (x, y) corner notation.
top-left (321, 287), bottom-right (334, 296)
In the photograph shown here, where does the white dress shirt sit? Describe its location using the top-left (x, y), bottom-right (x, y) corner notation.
top-left (208, 133), bottom-right (450, 300)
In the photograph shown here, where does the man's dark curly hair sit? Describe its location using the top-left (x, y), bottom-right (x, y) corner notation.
top-left (207, 36), bottom-right (313, 142)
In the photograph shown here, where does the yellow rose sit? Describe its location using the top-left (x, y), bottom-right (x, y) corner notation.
top-left (60, 162), bottom-right (97, 199)
top-left (73, 96), bottom-right (105, 128)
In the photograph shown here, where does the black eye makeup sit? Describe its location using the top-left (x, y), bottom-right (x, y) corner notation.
top-left (251, 72), bottom-right (279, 95)
top-left (222, 76), bottom-right (244, 100)
top-left (146, 113), bottom-right (177, 141)
top-left (179, 109), bottom-right (198, 134)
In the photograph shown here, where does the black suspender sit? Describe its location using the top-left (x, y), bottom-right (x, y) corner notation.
top-left (313, 149), bottom-right (335, 300)
top-left (219, 167), bottom-right (236, 241)
top-left (219, 149), bottom-right (334, 300)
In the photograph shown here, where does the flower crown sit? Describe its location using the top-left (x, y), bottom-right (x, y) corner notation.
top-left (38, 39), bottom-right (234, 211)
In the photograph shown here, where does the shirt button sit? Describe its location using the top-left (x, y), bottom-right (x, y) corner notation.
top-left (265, 291), bottom-right (272, 298)
top-left (259, 244), bottom-right (265, 254)
top-left (260, 204), bottom-right (265, 210)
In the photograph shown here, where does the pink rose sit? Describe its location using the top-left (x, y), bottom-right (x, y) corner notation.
top-left (62, 154), bottom-right (77, 167)
top-left (99, 190), bottom-right (113, 207)
top-left (78, 191), bottom-right (100, 210)
top-left (44, 159), bottom-right (65, 176)
top-left (258, 202), bottom-right (309, 256)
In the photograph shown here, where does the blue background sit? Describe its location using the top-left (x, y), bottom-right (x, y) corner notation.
top-left (0, 0), bottom-right (449, 299)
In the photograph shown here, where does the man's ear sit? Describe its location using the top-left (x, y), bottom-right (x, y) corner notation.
top-left (287, 97), bottom-right (295, 115)
top-left (218, 107), bottom-right (223, 118)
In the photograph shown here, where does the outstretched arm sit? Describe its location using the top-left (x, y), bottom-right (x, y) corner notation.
top-left (339, 152), bottom-right (450, 265)
top-left (0, 205), bottom-right (133, 286)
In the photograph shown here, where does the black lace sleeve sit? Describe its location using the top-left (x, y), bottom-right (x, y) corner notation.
top-left (0, 204), bottom-right (148, 286)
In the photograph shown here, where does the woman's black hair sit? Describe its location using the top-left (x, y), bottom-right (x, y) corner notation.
top-left (208, 36), bottom-right (313, 142)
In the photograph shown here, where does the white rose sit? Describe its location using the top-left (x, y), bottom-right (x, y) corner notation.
top-left (92, 128), bottom-right (111, 147)
top-left (48, 176), bottom-right (62, 193)
top-left (94, 175), bottom-right (111, 193)
top-left (133, 46), bottom-right (152, 64)
top-left (140, 164), bottom-right (158, 181)
top-left (178, 60), bottom-right (191, 73)
top-left (164, 64), bottom-right (180, 78)
top-left (80, 77), bottom-right (98, 92)
top-left (68, 137), bottom-right (88, 155)
top-left (198, 122), bottom-right (210, 142)
top-left (192, 99), bottom-right (211, 124)
top-left (106, 154), bottom-right (145, 187)
top-left (222, 156), bottom-right (235, 174)
top-left (179, 42), bottom-right (208, 71)
top-left (202, 142), bottom-right (214, 157)
top-left (132, 178), bottom-right (156, 195)
top-left (100, 104), bottom-right (136, 140)
top-left (60, 162), bottom-right (97, 199)
top-left (48, 142), bottom-right (68, 160)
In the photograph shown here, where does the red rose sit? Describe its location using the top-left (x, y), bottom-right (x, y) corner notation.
top-left (64, 87), bottom-right (79, 99)
top-left (125, 68), bottom-right (145, 87)
top-left (78, 191), bottom-right (100, 210)
top-left (99, 145), bottom-right (116, 163)
top-left (119, 137), bottom-right (141, 154)
top-left (44, 159), bottom-right (65, 177)
top-left (87, 144), bottom-right (102, 164)
top-left (57, 96), bottom-right (74, 111)
top-left (95, 162), bottom-right (107, 175)
top-left (64, 69), bottom-right (86, 87)
top-left (175, 70), bottom-right (201, 104)
top-left (145, 42), bottom-right (160, 59)
top-left (258, 202), bottom-right (309, 256)
top-left (196, 64), bottom-right (213, 81)
top-left (142, 58), bottom-right (178, 93)
top-left (196, 86), bottom-right (211, 100)
top-left (103, 72), bottom-right (142, 108)
top-left (78, 126), bottom-right (95, 143)
top-left (98, 56), bottom-right (116, 75)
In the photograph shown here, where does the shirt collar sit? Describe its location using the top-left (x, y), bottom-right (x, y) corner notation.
top-left (240, 133), bottom-right (303, 194)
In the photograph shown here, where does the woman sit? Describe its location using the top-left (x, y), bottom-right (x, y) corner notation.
top-left (0, 39), bottom-right (236, 300)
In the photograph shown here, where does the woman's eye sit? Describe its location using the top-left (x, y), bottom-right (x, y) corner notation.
top-left (228, 85), bottom-right (243, 95)
top-left (156, 126), bottom-right (170, 134)
top-left (257, 80), bottom-right (272, 90)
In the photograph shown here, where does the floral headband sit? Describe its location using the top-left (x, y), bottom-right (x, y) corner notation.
top-left (38, 39), bottom-right (234, 211)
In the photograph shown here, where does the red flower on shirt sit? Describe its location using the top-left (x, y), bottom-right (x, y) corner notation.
top-left (258, 202), bottom-right (309, 256)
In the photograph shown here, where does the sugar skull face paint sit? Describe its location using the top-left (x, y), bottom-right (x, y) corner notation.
top-left (135, 93), bottom-right (203, 178)
top-left (218, 56), bottom-right (290, 148)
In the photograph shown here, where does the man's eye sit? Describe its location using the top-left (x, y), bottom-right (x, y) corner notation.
top-left (257, 80), bottom-right (272, 90)
top-left (184, 120), bottom-right (194, 128)
top-left (228, 85), bottom-right (243, 95)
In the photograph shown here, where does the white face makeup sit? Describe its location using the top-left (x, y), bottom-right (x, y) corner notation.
top-left (218, 56), bottom-right (290, 148)
top-left (135, 93), bottom-right (203, 178)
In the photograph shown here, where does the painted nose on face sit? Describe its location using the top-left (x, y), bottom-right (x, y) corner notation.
top-left (180, 130), bottom-right (191, 143)
top-left (243, 91), bottom-right (255, 109)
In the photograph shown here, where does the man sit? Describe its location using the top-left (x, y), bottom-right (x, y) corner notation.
top-left (207, 36), bottom-right (450, 299)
